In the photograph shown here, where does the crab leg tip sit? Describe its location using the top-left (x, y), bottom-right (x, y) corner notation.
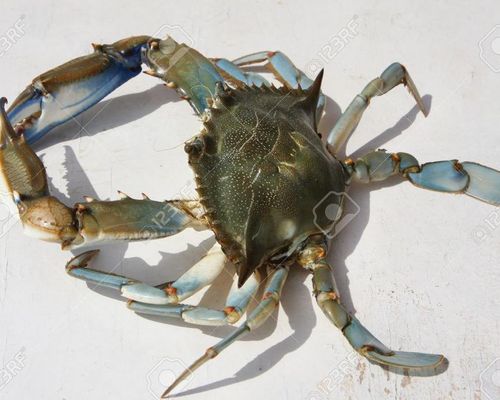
top-left (65, 250), bottom-right (100, 271)
top-left (161, 352), bottom-right (211, 398)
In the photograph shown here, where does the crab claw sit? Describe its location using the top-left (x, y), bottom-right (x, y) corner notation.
top-left (7, 35), bottom-right (151, 144)
top-left (0, 98), bottom-right (78, 244)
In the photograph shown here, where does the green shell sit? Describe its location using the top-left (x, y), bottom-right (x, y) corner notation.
top-left (186, 79), bottom-right (347, 286)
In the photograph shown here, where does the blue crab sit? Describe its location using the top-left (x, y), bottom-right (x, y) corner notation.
top-left (1, 35), bottom-right (499, 398)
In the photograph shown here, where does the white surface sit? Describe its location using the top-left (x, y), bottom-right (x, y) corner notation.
top-left (0, 1), bottom-right (499, 400)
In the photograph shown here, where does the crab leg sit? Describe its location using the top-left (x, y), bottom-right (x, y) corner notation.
top-left (327, 63), bottom-right (427, 154)
top-left (143, 37), bottom-right (224, 115)
top-left (128, 270), bottom-right (260, 326)
top-left (0, 98), bottom-right (201, 247)
top-left (211, 58), bottom-right (270, 88)
top-left (67, 245), bottom-right (260, 325)
top-left (231, 50), bottom-right (325, 125)
top-left (345, 149), bottom-right (500, 206)
top-left (67, 243), bottom-right (225, 304)
top-left (298, 237), bottom-right (444, 369)
top-left (162, 265), bottom-right (288, 398)
top-left (7, 36), bottom-right (151, 144)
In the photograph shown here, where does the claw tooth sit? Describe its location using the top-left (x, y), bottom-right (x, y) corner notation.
top-left (165, 81), bottom-right (177, 89)
top-left (141, 193), bottom-right (150, 200)
top-left (83, 195), bottom-right (96, 202)
top-left (117, 190), bottom-right (130, 200)
top-left (91, 43), bottom-right (103, 52)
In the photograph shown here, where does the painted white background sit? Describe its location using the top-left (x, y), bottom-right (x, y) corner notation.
top-left (0, 1), bottom-right (499, 399)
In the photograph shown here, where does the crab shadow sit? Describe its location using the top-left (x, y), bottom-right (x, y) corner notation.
top-left (45, 85), bottom-right (443, 396)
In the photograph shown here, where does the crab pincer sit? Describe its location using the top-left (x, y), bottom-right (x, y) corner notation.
top-left (7, 36), bottom-right (151, 144)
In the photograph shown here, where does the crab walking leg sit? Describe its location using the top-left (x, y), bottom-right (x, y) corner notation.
top-left (67, 243), bottom-right (226, 305)
top-left (143, 37), bottom-right (224, 115)
top-left (128, 270), bottom-right (260, 326)
top-left (231, 51), bottom-right (325, 124)
top-left (7, 36), bottom-right (151, 144)
top-left (162, 265), bottom-right (289, 398)
top-left (298, 237), bottom-right (444, 369)
top-left (211, 58), bottom-right (270, 88)
top-left (0, 98), bottom-right (201, 247)
top-left (327, 63), bottom-right (427, 154)
top-left (345, 149), bottom-right (500, 206)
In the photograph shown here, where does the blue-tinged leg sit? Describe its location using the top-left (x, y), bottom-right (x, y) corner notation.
top-left (327, 63), bottom-right (427, 155)
top-left (143, 37), bottom-right (224, 115)
top-left (7, 36), bottom-right (151, 144)
top-left (161, 265), bottom-right (288, 398)
top-left (211, 58), bottom-right (270, 88)
top-left (68, 245), bottom-right (260, 326)
top-left (128, 269), bottom-right (260, 326)
top-left (67, 243), bottom-right (225, 305)
top-left (231, 50), bottom-right (325, 125)
top-left (345, 149), bottom-right (500, 206)
top-left (298, 237), bottom-right (444, 369)
top-left (66, 244), bottom-right (259, 326)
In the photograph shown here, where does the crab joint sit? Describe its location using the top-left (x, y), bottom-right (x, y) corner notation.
top-left (223, 306), bottom-right (243, 324)
top-left (163, 283), bottom-right (179, 302)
